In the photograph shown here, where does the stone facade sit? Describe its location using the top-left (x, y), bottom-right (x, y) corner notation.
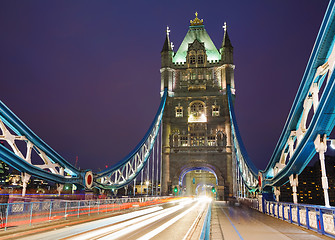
top-left (160, 14), bottom-right (236, 200)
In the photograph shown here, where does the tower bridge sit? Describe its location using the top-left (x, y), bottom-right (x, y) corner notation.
top-left (160, 13), bottom-right (235, 200)
top-left (1, 1), bottom-right (335, 239)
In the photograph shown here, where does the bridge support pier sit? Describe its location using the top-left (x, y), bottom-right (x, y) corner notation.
top-left (21, 172), bottom-right (31, 197)
top-left (289, 174), bottom-right (298, 204)
top-left (274, 187), bottom-right (280, 202)
top-left (314, 134), bottom-right (330, 207)
top-left (56, 184), bottom-right (63, 196)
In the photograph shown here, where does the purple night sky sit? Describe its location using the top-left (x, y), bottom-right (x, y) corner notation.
top-left (0, 1), bottom-right (330, 172)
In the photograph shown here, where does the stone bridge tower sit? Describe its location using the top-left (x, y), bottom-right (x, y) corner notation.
top-left (160, 13), bottom-right (236, 200)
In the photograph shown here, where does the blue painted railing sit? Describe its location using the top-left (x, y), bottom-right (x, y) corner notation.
top-left (243, 198), bottom-right (335, 238)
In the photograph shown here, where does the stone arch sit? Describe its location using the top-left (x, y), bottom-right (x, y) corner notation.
top-left (177, 162), bottom-right (224, 186)
top-left (179, 166), bottom-right (218, 186)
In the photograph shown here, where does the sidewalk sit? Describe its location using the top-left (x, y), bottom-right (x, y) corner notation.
top-left (211, 201), bottom-right (333, 240)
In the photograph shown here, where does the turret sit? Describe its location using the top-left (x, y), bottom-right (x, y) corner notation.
top-left (160, 26), bottom-right (175, 95)
top-left (220, 22), bottom-right (233, 64)
top-left (219, 22), bottom-right (235, 91)
top-left (161, 26), bottom-right (173, 68)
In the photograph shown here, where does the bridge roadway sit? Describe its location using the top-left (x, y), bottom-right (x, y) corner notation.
top-left (0, 199), bottom-right (332, 240)
top-left (0, 198), bottom-right (207, 240)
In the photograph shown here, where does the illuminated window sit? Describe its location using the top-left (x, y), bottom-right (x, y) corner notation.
top-left (180, 136), bottom-right (188, 146)
top-left (198, 55), bottom-right (204, 64)
top-left (190, 133), bottom-right (205, 146)
top-left (212, 106), bottom-right (220, 117)
top-left (175, 105), bottom-right (183, 117)
top-left (208, 135), bottom-right (216, 146)
top-left (190, 56), bottom-right (196, 64)
top-left (189, 123), bottom-right (206, 147)
top-left (189, 101), bottom-right (206, 123)
top-left (190, 102), bottom-right (204, 116)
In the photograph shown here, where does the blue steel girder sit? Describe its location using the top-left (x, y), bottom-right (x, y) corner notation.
top-left (94, 88), bottom-right (167, 189)
top-left (0, 100), bottom-right (80, 176)
top-left (263, 71), bottom-right (335, 187)
top-left (226, 0), bottom-right (335, 192)
top-left (0, 80), bottom-right (167, 190)
top-left (0, 144), bottom-right (81, 185)
top-left (261, 0), bottom-right (335, 188)
top-left (0, 99), bottom-right (88, 187)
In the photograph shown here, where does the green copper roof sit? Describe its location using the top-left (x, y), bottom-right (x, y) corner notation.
top-left (173, 25), bottom-right (221, 63)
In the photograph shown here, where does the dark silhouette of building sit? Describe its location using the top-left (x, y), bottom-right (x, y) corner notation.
top-left (280, 155), bottom-right (335, 205)
top-left (0, 161), bottom-right (10, 185)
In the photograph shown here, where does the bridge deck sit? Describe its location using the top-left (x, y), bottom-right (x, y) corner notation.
top-left (211, 201), bottom-right (332, 240)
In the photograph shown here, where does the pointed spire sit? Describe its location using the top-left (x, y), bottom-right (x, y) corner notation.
top-left (161, 26), bottom-right (173, 52)
top-left (221, 22), bottom-right (233, 64)
top-left (221, 22), bottom-right (233, 49)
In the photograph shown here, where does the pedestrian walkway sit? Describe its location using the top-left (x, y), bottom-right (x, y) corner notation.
top-left (211, 201), bottom-right (333, 240)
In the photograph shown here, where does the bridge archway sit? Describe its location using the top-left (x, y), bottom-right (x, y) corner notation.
top-left (176, 163), bottom-right (224, 198)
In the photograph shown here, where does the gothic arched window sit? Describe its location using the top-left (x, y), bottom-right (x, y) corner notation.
top-left (197, 55), bottom-right (204, 64)
top-left (189, 55), bottom-right (196, 64)
top-left (190, 102), bottom-right (205, 117)
top-left (188, 101), bottom-right (206, 123)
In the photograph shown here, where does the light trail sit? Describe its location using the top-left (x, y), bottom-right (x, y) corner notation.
top-left (136, 201), bottom-right (204, 240)
top-left (64, 198), bottom-right (194, 240)
top-left (19, 206), bottom-right (163, 240)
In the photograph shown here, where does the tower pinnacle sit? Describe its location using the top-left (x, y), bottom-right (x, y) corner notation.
top-left (221, 22), bottom-right (233, 49)
top-left (190, 12), bottom-right (204, 26)
top-left (166, 26), bottom-right (170, 36)
top-left (161, 26), bottom-right (173, 52)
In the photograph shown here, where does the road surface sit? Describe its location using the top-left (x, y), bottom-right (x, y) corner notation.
top-left (3, 198), bottom-right (209, 240)
top-left (1, 199), bottom-right (332, 239)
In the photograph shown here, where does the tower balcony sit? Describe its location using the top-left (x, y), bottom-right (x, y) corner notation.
top-left (171, 145), bottom-right (225, 153)
top-left (188, 113), bottom-right (207, 123)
